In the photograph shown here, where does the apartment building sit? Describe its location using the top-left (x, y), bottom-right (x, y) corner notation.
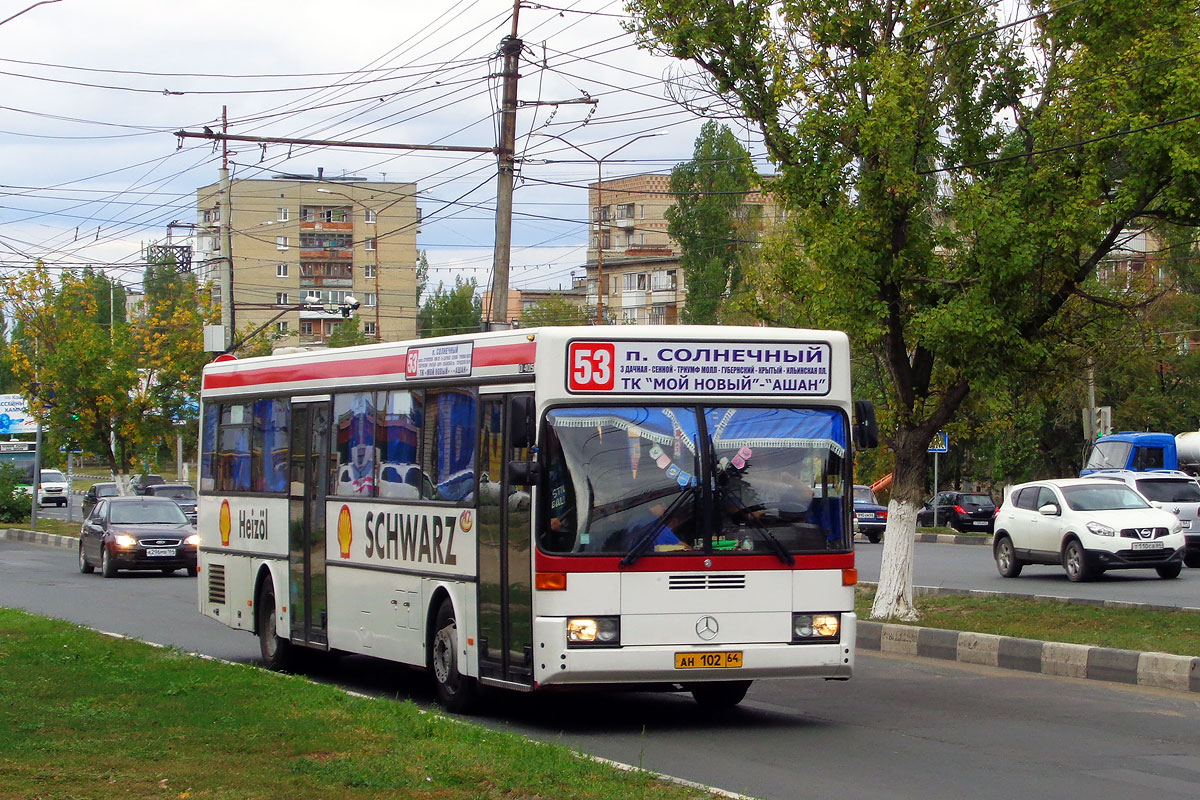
top-left (480, 276), bottom-right (588, 325)
top-left (194, 173), bottom-right (419, 347)
top-left (584, 173), bottom-right (780, 324)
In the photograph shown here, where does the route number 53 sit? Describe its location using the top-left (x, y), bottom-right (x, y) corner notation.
top-left (568, 342), bottom-right (615, 391)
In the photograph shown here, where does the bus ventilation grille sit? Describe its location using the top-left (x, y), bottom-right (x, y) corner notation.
top-left (207, 564), bottom-right (226, 605)
top-left (668, 574), bottom-right (746, 590)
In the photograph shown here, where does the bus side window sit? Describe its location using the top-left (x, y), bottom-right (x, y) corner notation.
top-left (200, 403), bottom-right (219, 492)
top-left (423, 389), bottom-right (478, 503)
top-left (218, 403), bottom-right (251, 492)
top-left (252, 398), bottom-right (289, 494)
top-left (378, 390), bottom-right (426, 500)
top-left (333, 392), bottom-right (377, 497)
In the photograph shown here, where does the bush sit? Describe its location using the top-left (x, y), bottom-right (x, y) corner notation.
top-left (0, 463), bottom-right (31, 523)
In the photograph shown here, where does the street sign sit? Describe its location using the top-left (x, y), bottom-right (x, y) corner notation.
top-left (928, 431), bottom-right (949, 453)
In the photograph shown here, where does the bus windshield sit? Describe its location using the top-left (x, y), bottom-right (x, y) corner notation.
top-left (539, 406), bottom-right (849, 557)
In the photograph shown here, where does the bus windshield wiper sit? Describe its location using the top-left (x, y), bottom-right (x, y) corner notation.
top-left (620, 489), bottom-right (692, 567)
top-left (717, 486), bottom-right (795, 565)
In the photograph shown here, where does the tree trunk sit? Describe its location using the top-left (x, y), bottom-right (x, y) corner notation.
top-left (870, 428), bottom-right (929, 621)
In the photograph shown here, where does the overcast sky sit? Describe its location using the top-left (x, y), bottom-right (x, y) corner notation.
top-left (0, 0), bottom-right (771, 296)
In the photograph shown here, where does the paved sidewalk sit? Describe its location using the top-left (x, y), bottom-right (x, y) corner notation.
top-left (6, 528), bottom-right (1197, 694)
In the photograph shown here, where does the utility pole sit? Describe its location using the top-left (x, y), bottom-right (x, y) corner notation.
top-left (488, 3), bottom-right (522, 328)
top-left (218, 106), bottom-right (235, 346)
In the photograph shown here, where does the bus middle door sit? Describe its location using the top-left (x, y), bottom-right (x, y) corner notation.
top-left (288, 398), bottom-right (331, 648)
top-left (476, 393), bottom-right (534, 688)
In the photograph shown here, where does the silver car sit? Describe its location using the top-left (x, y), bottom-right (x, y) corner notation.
top-left (1082, 470), bottom-right (1200, 568)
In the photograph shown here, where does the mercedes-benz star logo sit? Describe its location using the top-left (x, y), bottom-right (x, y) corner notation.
top-left (695, 615), bottom-right (719, 641)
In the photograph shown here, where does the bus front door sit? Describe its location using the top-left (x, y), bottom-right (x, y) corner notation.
top-left (477, 394), bottom-right (534, 688)
top-left (288, 399), bottom-right (330, 648)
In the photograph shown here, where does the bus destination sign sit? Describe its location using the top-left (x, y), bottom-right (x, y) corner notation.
top-left (567, 340), bottom-right (831, 396)
top-left (405, 342), bottom-right (473, 380)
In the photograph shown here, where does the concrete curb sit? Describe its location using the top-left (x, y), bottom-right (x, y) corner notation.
top-left (7, 529), bottom-right (1197, 694)
top-left (913, 532), bottom-right (990, 545)
top-left (857, 620), bottom-right (1200, 693)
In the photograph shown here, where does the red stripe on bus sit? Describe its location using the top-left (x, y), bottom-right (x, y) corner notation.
top-left (534, 552), bottom-right (855, 572)
top-left (203, 342), bottom-right (537, 390)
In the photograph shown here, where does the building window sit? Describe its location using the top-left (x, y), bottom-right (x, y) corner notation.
top-left (276, 321), bottom-right (288, 334)
top-left (363, 321), bottom-right (376, 337)
top-left (300, 321), bottom-right (314, 336)
top-left (364, 263), bottom-right (376, 279)
top-left (652, 269), bottom-right (676, 290)
top-left (275, 292), bottom-right (289, 305)
top-left (323, 207), bottom-right (349, 223)
top-left (364, 209), bottom-right (377, 223)
top-left (202, 209), bottom-right (211, 223)
top-left (301, 208), bottom-right (314, 222)
top-left (622, 273), bottom-right (648, 291)
top-left (616, 203), bottom-right (635, 220)
top-left (277, 207), bottom-right (289, 222)
top-left (364, 237), bottom-right (377, 251)
top-left (364, 293), bottom-right (378, 307)
top-left (276, 263), bottom-right (289, 278)
top-left (212, 206), bottom-right (221, 222)
top-left (276, 236), bottom-right (289, 251)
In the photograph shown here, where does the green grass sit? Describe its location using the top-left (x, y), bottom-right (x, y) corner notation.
top-left (856, 586), bottom-right (1200, 657)
top-left (6, 517), bottom-right (81, 537)
top-left (0, 608), bottom-right (711, 800)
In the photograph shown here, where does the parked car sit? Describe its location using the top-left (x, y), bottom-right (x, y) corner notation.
top-left (852, 484), bottom-right (887, 543)
top-left (143, 483), bottom-right (198, 524)
top-left (36, 468), bottom-right (69, 507)
top-left (1082, 469), bottom-right (1200, 568)
top-left (130, 473), bottom-right (166, 495)
top-left (82, 482), bottom-right (119, 518)
top-left (992, 478), bottom-right (1186, 582)
top-left (916, 491), bottom-right (996, 533)
top-left (77, 496), bottom-right (198, 578)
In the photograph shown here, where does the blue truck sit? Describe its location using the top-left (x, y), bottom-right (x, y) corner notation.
top-left (1081, 431), bottom-right (1200, 475)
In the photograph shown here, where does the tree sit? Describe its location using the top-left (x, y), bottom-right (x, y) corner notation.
top-left (420, 275), bottom-right (481, 338)
top-left (326, 317), bottom-right (374, 348)
top-left (667, 121), bottom-right (757, 323)
top-left (629, 0), bottom-right (1200, 618)
top-left (519, 296), bottom-right (591, 327)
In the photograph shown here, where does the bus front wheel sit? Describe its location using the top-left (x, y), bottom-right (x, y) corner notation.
top-left (430, 598), bottom-right (478, 714)
top-left (689, 680), bottom-right (751, 709)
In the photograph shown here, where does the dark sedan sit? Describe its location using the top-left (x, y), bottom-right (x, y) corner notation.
top-left (78, 497), bottom-right (198, 578)
top-left (82, 481), bottom-right (119, 518)
top-left (143, 483), bottom-right (198, 524)
top-left (853, 484), bottom-right (888, 543)
top-left (916, 491), bottom-right (997, 533)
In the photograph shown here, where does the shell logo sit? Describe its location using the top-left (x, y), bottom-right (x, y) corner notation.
top-left (219, 500), bottom-right (231, 547)
top-left (337, 505), bottom-right (353, 559)
top-left (459, 509), bottom-right (473, 533)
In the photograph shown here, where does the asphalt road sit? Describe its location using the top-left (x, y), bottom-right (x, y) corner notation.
top-left (2, 538), bottom-right (1198, 800)
top-left (854, 539), bottom-right (1200, 608)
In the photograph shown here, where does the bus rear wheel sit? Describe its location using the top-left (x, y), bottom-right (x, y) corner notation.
top-left (257, 581), bottom-right (293, 670)
top-left (430, 598), bottom-right (478, 714)
top-left (689, 680), bottom-right (751, 709)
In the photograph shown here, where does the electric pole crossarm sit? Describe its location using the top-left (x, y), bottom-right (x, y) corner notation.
top-left (174, 130), bottom-right (496, 155)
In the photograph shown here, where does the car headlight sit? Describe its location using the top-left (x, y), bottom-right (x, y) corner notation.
top-left (1171, 520), bottom-right (1183, 536)
top-left (792, 613), bottom-right (840, 643)
top-left (185, 534), bottom-right (200, 545)
top-left (566, 616), bottom-right (620, 647)
top-left (113, 534), bottom-right (138, 547)
top-left (1086, 521), bottom-right (1115, 537)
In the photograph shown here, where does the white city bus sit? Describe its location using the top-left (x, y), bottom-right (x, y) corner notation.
top-left (197, 325), bottom-right (876, 711)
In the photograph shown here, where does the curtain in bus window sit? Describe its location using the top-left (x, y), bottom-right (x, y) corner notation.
top-left (333, 392), bottom-right (377, 497)
top-left (424, 389), bottom-right (477, 502)
top-left (217, 404), bottom-right (251, 492)
top-left (252, 399), bottom-right (289, 493)
top-left (378, 390), bottom-right (425, 499)
top-left (200, 403), bottom-right (219, 492)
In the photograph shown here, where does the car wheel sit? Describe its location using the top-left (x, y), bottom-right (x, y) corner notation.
top-left (866, 532), bottom-right (882, 544)
top-left (257, 581), bottom-right (293, 671)
top-left (430, 597), bottom-right (478, 714)
top-left (100, 547), bottom-right (117, 578)
top-left (1185, 553), bottom-right (1200, 569)
top-left (161, 568), bottom-right (176, 576)
top-left (1155, 563), bottom-right (1182, 580)
top-left (1062, 539), bottom-right (1093, 582)
top-left (186, 565), bottom-right (198, 578)
top-left (690, 680), bottom-right (752, 709)
top-left (78, 542), bottom-right (94, 574)
top-left (994, 535), bottom-right (1023, 578)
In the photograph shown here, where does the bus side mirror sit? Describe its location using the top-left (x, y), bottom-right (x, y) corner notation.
top-left (510, 395), bottom-right (536, 449)
top-left (853, 400), bottom-right (879, 449)
top-left (509, 460), bottom-right (541, 487)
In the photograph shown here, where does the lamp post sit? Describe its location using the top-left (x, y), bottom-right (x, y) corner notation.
top-left (317, 187), bottom-right (410, 341)
top-left (534, 132), bottom-right (666, 324)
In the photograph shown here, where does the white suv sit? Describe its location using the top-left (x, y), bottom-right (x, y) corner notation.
top-left (37, 468), bottom-right (70, 507)
top-left (993, 478), bottom-right (1186, 581)
top-left (1082, 470), bottom-right (1200, 569)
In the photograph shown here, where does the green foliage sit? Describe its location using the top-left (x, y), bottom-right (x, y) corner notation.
top-left (519, 295), bottom-right (591, 327)
top-left (667, 121), bottom-right (757, 323)
top-left (420, 275), bottom-right (482, 338)
top-left (0, 463), bottom-right (30, 523)
top-left (326, 318), bottom-right (374, 348)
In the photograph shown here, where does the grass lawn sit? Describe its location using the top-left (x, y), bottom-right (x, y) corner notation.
top-left (855, 586), bottom-right (1200, 657)
top-left (0, 608), bottom-right (712, 800)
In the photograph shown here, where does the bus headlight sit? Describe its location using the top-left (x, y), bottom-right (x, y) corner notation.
top-left (566, 616), bottom-right (620, 647)
top-left (792, 613), bottom-right (840, 643)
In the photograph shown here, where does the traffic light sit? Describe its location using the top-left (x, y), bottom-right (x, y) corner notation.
top-left (1092, 406), bottom-right (1112, 438)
